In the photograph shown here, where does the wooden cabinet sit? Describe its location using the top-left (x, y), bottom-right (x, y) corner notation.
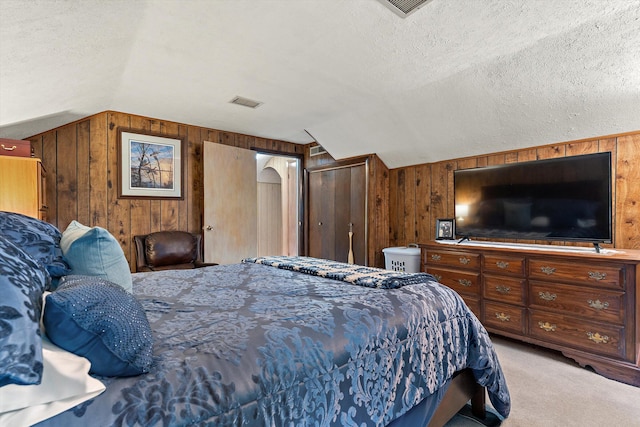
top-left (420, 241), bottom-right (640, 386)
top-left (306, 161), bottom-right (367, 265)
top-left (0, 156), bottom-right (47, 220)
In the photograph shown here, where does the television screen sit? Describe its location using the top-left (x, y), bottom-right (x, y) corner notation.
top-left (454, 152), bottom-right (612, 243)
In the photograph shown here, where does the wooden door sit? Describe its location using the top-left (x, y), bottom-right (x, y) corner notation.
top-left (307, 162), bottom-right (366, 264)
top-left (203, 142), bottom-right (257, 264)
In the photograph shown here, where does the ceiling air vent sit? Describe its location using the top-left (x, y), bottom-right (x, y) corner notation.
top-left (309, 145), bottom-right (327, 157)
top-left (229, 96), bottom-right (262, 109)
top-left (377, 0), bottom-right (433, 18)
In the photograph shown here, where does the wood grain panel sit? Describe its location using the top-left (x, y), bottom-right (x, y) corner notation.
top-left (76, 120), bottom-right (91, 226)
top-left (616, 134), bottom-right (640, 248)
top-left (56, 125), bottom-right (78, 229)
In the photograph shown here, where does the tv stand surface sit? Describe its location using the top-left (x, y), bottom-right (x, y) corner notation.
top-left (420, 241), bottom-right (640, 387)
top-left (436, 239), bottom-right (619, 255)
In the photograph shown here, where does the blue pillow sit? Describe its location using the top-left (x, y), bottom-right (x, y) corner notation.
top-left (0, 235), bottom-right (48, 386)
top-left (0, 211), bottom-right (70, 283)
top-left (43, 275), bottom-right (153, 377)
top-left (61, 221), bottom-right (133, 293)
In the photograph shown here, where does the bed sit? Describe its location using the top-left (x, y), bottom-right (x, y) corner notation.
top-left (0, 212), bottom-right (510, 426)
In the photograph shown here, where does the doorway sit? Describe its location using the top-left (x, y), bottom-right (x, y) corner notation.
top-left (203, 142), bottom-right (301, 264)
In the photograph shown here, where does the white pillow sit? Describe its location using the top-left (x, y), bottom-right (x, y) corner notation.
top-left (0, 337), bottom-right (105, 426)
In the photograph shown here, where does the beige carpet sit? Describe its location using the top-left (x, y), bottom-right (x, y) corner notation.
top-left (445, 335), bottom-right (640, 427)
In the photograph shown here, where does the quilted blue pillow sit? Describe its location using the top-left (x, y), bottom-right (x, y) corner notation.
top-left (0, 211), bottom-right (70, 283)
top-left (61, 221), bottom-right (133, 293)
top-left (0, 235), bottom-right (48, 386)
top-left (43, 275), bottom-right (153, 377)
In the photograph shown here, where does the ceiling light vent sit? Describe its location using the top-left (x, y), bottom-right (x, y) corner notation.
top-left (230, 96), bottom-right (262, 108)
top-left (309, 145), bottom-right (327, 157)
top-left (377, 0), bottom-right (433, 18)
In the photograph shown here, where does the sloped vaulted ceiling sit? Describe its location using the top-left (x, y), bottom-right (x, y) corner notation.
top-left (1, 0), bottom-right (639, 168)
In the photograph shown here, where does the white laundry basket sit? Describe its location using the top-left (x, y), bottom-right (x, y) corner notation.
top-left (382, 245), bottom-right (421, 273)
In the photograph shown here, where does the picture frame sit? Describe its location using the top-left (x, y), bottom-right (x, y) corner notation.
top-left (118, 128), bottom-right (185, 199)
top-left (436, 218), bottom-right (455, 240)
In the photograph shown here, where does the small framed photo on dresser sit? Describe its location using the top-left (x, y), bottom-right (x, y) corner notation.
top-left (436, 218), bottom-right (455, 240)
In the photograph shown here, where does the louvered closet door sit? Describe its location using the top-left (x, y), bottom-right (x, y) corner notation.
top-left (307, 162), bottom-right (366, 265)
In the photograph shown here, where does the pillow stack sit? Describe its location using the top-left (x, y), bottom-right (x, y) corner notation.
top-left (0, 212), bottom-right (153, 392)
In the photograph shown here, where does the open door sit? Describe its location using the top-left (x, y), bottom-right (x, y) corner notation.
top-left (203, 142), bottom-right (257, 264)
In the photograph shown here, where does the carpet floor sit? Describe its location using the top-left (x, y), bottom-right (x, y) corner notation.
top-left (444, 335), bottom-right (640, 427)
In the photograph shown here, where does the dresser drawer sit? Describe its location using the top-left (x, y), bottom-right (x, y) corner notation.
top-left (482, 301), bottom-right (526, 334)
top-left (427, 267), bottom-right (480, 295)
top-left (529, 281), bottom-right (624, 324)
top-left (529, 259), bottom-right (624, 289)
top-left (530, 311), bottom-right (624, 359)
top-left (483, 254), bottom-right (525, 276)
top-left (460, 295), bottom-right (481, 319)
top-left (0, 138), bottom-right (32, 157)
top-left (425, 250), bottom-right (479, 270)
top-left (483, 275), bottom-right (526, 305)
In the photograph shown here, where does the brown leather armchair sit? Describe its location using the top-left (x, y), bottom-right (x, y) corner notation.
top-left (133, 231), bottom-right (215, 272)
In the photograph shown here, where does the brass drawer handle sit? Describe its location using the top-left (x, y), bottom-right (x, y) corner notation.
top-left (588, 271), bottom-right (607, 281)
top-left (431, 254), bottom-right (441, 261)
top-left (538, 291), bottom-right (557, 301)
top-left (540, 266), bottom-right (556, 275)
top-left (538, 321), bottom-right (556, 332)
top-left (459, 257), bottom-right (471, 265)
top-left (1, 144), bottom-right (17, 151)
top-left (496, 261), bottom-right (509, 269)
top-left (495, 312), bottom-right (510, 322)
top-left (587, 299), bottom-right (609, 310)
top-left (586, 332), bottom-right (609, 344)
top-left (458, 279), bottom-right (472, 287)
top-left (495, 285), bottom-right (511, 294)
top-left (434, 274), bottom-right (442, 282)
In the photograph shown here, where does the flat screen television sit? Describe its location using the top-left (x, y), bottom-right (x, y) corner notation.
top-left (454, 152), bottom-right (612, 245)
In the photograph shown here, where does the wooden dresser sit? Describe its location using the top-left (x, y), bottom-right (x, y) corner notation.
top-left (420, 241), bottom-right (640, 386)
top-left (0, 156), bottom-right (47, 220)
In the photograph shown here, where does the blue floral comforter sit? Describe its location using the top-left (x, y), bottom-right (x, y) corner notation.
top-left (37, 259), bottom-right (510, 426)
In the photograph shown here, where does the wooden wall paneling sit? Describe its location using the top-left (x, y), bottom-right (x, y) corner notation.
top-left (403, 167), bottom-right (417, 246)
top-left (415, 163), bottom-right (432, 246)
top-left (517, 148), bottom-right (537, 162)
top-left (107, 112), bottom-right (133, 269)
top-left (395, 168), bottom-right (407, 245)
top-left (176, 125), bottom-right (189, 233)
top-left (186, 125), bottom-right (203, 234)
top-left (615, 134), bottom-right (640, 249)
top-left (55, 125), bottom-right (78, 230)
top-left (220, 131), bottom-right (236, 147)
top-left (89, 114), bottom-right (108, 228)
top-left (76, 120), bottom-right (91, 226)
top-left (42, 130), bottom-right (58, 228)
top-left (536, 144), bottom-right (565, 159)
top-left (127, 115), bottom-right (153, 264)
top-left (368, 154), bottom-right (389, 268)
top-left (389, 168), bottom-right (399, 245)
top-left (158, 121), bottom-right (180, 232)
top-left (429, 161), bottom-right (455, 240)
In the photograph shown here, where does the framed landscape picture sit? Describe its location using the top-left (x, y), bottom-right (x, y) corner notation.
top-left (118, 129), bottom-right (185, 199)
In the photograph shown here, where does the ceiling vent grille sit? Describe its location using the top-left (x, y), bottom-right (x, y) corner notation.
top-left (309, 145), bottom-right (327, 157)
top-left (377, 0), bottom-right (433, 18)
top-left (230, 96), bottom-right (262, 109)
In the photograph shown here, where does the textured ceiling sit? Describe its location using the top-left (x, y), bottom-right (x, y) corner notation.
top-left (1, 0), bottom-right (639, 168)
